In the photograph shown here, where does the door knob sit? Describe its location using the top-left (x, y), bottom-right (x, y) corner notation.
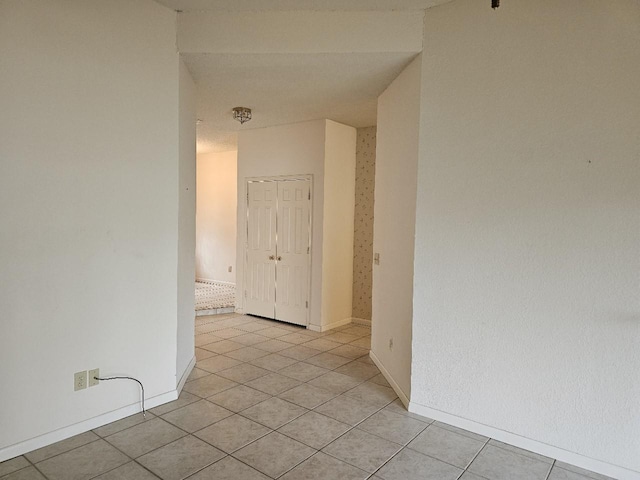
top-left (269, 255), bottom-right (275, 260)
top-left (277, 256), bottom-right (282, 261)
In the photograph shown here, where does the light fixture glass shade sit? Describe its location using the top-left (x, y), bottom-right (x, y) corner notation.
top-left (233, 107), bottom-right (252, 124)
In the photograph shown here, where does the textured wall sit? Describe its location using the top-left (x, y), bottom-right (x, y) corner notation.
top-left (352, 126), bottom-right (377, 320)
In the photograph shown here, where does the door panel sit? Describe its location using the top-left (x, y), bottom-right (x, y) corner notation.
top-left (245, 181), bottom-right (277, 319)
top-left (276, 180), bottom-right (310, 326)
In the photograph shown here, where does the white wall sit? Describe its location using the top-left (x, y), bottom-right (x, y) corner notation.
top-left (196, 151), bottom-right (238, 283)
top-left (371, 56), bottom-right (422, 402)
top-left (176, 57), bottom-right (197, 384)
top-left (0, 0), bottom-right (183, 459)
top-left (236, 120), bottom-right (327, 328)
top-left (321, 120), bottom-right (357, 328)
top-left (412, 0), bottom-right (640, 476)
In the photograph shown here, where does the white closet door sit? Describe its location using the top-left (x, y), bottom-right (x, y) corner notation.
top-left (245, 181), bottom-right (277, 319)
top-left (275, 179), bottom-right (311, 326)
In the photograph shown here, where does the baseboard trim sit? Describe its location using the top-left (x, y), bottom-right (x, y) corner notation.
top-left (351, 317), bottom-right (371, 327)
top-left (408, 402), bottom-right (640, 480)
top-left (0, 389), bottom-right (178, 463)
top-left (196, 307), bottom-right (235, 317)
top-left (195, 278), bottom-right (235, 286)
top-left (307, 316), bottom-right (352, 332)
top-left (176, 356), bottom-right (196, 392)
top-left (369, 350), bottom-right (410, 408)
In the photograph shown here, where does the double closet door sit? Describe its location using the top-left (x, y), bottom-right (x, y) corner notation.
top-left (245, 178), bottom-right (311, 326)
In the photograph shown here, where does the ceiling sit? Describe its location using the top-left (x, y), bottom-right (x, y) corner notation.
top-left (156, 0), bottom-right (449, 12)
top-left (156, 1), bottom-right (447, 153)
top-left (185, 52), bottom-right (418, 153)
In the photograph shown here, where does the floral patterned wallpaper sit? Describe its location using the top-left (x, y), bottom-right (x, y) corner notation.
top-left (352, 126), bottom-right (376, 320)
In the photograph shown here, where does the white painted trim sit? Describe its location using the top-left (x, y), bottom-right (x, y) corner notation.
top-left (176, 355), bottom-right (196, 392)
top-left (195, 278), bottom-right (236, 286)
top-left (369, 350), bottom-right (410, 407)
top-left (0, 390), bottom-right (178, 463)
top-left (307, 316), bottom-right (351, 332)
top-left (408, 401), bottom-right (640, 480)
top-left (196, 307), bottom-right (235, 317)
top-left (351, 317), bottom-right (371, 326)
top-left (235, 307), bottom-right (244, 314)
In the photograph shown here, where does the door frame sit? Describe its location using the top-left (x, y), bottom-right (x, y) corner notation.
top-left (244, 174), bottom-right (313, 327)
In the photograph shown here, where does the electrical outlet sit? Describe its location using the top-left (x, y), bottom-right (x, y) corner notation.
top-left (228, 266), bottom-right (232, 272)
top-left (389, 338), bottom-right (394, 351)
top-left (74, 371), bottom-right (87, 391)
top-left (88, 368), bottom-right (100, 387)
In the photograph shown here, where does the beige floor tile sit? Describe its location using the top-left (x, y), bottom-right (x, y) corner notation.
top-left (344, 381), bottom-right (397, 408)
top-left (234, 322), bottom-right (272, 333)
top-left (256, 326), bottom-right (291, 338)
top-left (149, 391), bottom-right (200, 416)
top-left (233, 432), bottom-right (316, 478)
top-left (308, 371), bottom-right (363, 394)
top-left (277, 332), bottom-right (314, 344)
top-left (36, 439), bottom-right (129, 480)
top-left (278, 383), bottom-right (337, 409)
top-left (329, 344), bottom-right (369, 360)
top-left (369, 373), bottom-right (391, 387)
top-left (322, 428), bottom-right (401, 473)
top-left (196, 355), bottom-right (242, 374)
top-left (302, 338), bottom-right (343, 351)
top-left (340, 326), bottom-right (371, 337)
top-left (245, 372), bottom-right (301, 395)
top-left (161, 400), bottom-right (233, 433)
top-left (355, 354), bottom-right (375, 364)
top-left (200, 339), bottom-right (243, 354)
top-left (334, 360), bottom-right (380, 381)
top-left (383, 399), bottom-right (434, 423)
top-left (1, 466), bottom-right (46, 480)
top-left (195, 414), bottom-right (271, 453)
top-left (92, 462), bottom-right (160, 479)
top-left (25, 431), bottom-right (100, 463)
top-left (188, 456), bottom-right (269, 480)
top-left (249, 353), bottom-right (298, 372)
top-left (350, 337), bottom-right (371, 349)
top-left (216, 363), bottom-right (270, 383)
top-left (315, 394), bottom-right (381, 426)
top-left (432, 421), bottom-right (488, 442)
top-left (137, 435), bottom-right (224, 480)
top-left (278, 412), bottom-right (351, 449)
top-left (186, 368), bottom-right (211, 382)
top-left (241, 397), bottom-right (308, 429)
top-left (183, 374), bottom-right (238, 398)
top-left (104, 418), bottom-right (185, 458)
top-left (195, 348), bottom-right (217, 361)
top-left (553, 461), bottom-right (615, 480)
top-left (212, 328), bottom-right (246, 339)
top-left (280, 452), bottom-right (369, 480)
top-left (468, 444), bottom-right (553, 480)
top-left (231, 333), bottom-right (269, 346)
top-left (278, 362), bottom-right (329, 382)
top-left (207, 385), bottom-right (271, 412)
top-left (304, 352), bottom-right (353, 369)
top-left (252, 339), bottom-right (293, 353)
top-left (279, 345), bottom-right (323, 361)
top-left (94, 413), bottom-right (155, 438)
top-left (323, 332), bottom-right (361, 344)
top-left (194, 333), bottom-right (223, 347)
top-left (224, 346), bottom-right (270, 362)
top-left (377, 448), bottom-right (463, 480)
top-left (359, 409), bottom-right (429, 445)
top-left (0, 456), bottom-right (30, 477)
top-left (488, 439), bottom-right (553, 464)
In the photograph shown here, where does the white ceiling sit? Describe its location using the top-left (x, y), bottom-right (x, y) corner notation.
top-left (157, 0), bottom-right (448, 12)
top-left (185, 52), bottom-right (418, 153)
top-left (157, 1), bottom-right (444, 153)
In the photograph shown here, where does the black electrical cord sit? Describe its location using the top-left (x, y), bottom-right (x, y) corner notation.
top-left (94, 376), bottom-right (146, 417)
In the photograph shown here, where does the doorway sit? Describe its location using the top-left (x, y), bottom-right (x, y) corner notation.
top-left (244, 177), bottom-right (312, 326)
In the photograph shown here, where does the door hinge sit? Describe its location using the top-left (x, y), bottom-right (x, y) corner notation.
top-left (307, 246), bottom-right (310, 254)
top-left (244, 290), bottom-right (247, 299)
top-left (305, 301), bottom-right (308, 308)
top-left (308, 191), bottom-right (311, 200)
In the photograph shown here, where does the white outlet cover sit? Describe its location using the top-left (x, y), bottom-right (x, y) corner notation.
top-left (88, 368), bottom-right (100, 387)
top-left (74, 371), bottom-right (87, 391)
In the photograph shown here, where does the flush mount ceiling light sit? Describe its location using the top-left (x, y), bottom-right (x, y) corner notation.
top-left (232, 107), bottom-right (252, 125)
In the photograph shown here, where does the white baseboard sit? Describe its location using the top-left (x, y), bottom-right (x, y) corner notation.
top-left (195, 278), bottom-right (235, 286)
top-left (176, 356), bottom-right (196, 392)
top-left (196, 307), bottom-right (235, 317)
top-left (351, 317), bottom-right (371, 326)
top-left (408, 402), bottom-right (639, 480)
top-left (369, 350), bottom-right (410, 408)
top-left (0, 389), bottom-right (178, 463)
top-left (307, 316), bottom-right (352, 332)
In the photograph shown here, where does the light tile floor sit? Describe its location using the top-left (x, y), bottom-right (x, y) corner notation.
top-left (1, 313), bottom-right (613, 480)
